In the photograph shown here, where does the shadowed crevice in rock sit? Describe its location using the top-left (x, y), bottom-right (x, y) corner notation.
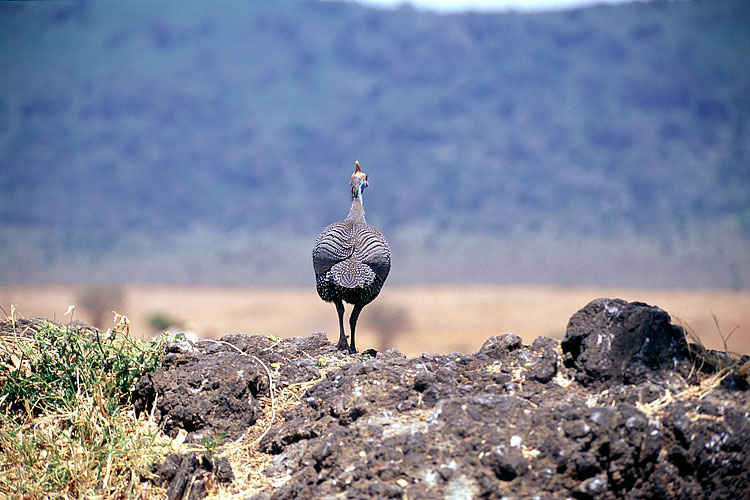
top-left (156, 452), bottom-right (234, 500)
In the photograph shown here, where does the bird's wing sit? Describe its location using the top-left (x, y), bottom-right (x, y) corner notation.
top-left (312, 221), bottom-right (355, 276)
top-left (356, 224), bottom-right (391, 282)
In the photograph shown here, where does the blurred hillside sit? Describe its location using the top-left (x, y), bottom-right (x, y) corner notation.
top-left (0, 0), bottom-right (748, 287)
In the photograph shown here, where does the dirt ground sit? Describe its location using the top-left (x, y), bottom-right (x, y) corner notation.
top-left (1, 284), bottom-right (748, 357)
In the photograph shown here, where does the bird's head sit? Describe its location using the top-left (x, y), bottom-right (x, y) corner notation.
top-left (350, 161), bottom-right (369, 199)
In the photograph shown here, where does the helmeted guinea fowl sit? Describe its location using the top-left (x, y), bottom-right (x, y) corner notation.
top-left (313, 161), bottom-right (391, 353)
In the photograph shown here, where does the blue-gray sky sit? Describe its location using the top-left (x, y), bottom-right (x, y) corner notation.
top-left (345, 0), bottom-right (647, 12)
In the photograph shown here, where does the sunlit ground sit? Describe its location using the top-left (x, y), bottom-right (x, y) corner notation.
top-left (2, 285), bottom-right (748, 357)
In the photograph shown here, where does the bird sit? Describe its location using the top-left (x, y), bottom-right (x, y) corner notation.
top-left (313, 161), bottom-right (391, 353)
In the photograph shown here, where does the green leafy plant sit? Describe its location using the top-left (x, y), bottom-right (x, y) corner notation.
top-left (201, 431), bottom-right (229, 462)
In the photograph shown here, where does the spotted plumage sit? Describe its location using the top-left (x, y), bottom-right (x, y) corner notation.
top-left (313, 161), bottom-right (391, 353)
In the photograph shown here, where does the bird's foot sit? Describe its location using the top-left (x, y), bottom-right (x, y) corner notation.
top-left (336, 338), bottom-right (350, 351)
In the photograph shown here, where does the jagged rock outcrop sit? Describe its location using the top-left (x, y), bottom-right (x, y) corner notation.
top-left (134, 299), bottom-right (750, 500)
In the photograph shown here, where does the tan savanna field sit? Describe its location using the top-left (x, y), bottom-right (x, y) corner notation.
top-left (1, 285), bottom-right (749, 357)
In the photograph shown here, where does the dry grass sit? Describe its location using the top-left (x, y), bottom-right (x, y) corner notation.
top-left (0, 312), bottom-right (174, 499)
top-left (634, 315), bottom-right (749, 419)
top-left (635, 367), bottom-right (733, 418)
top-left (2, 284), bottom-right (748, 356)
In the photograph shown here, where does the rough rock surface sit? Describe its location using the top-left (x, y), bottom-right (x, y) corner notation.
top-left (132, 338), bottom-right (268, 442)
top-left (134, 299), bottom-right (750, 499)
top-left (561, 298), bottom-right (691, 386)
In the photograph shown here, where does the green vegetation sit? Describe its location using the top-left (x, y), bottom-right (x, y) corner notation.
top-left (0, 314), bottom-right (172, 498)
top-left (201, 431), bottom-right (229, 462)
top-left (0, 0), bottom-right (748, 286)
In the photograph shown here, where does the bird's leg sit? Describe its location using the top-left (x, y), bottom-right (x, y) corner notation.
top-left (335, 300), bottom-right (348, 351)
top-left (348, 303), bottom-right (365, 354)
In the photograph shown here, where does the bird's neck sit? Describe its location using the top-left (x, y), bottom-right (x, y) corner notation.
top-left (345, 192), bottom-right (366, 223)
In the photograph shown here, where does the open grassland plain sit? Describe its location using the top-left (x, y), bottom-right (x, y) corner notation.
top-left (1, 285), bottom-right (748, 357)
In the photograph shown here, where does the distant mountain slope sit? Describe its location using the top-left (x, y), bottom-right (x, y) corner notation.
top-left (0, 0), bottom-right (748, 286)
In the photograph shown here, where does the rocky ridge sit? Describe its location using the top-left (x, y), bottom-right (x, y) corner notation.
top-left (133, 298), bottom-right (750, 499)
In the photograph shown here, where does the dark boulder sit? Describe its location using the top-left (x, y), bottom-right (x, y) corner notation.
top-left (561, 298), bottom-right (690, 386)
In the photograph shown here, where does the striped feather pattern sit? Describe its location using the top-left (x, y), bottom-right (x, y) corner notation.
top-left (313, 219), bottom-right (390, 303)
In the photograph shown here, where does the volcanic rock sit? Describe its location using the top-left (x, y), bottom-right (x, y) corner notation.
top-left (561, 298), bottom-right (691, 386)
top-left (136, 298), bottom-right (749, 500)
